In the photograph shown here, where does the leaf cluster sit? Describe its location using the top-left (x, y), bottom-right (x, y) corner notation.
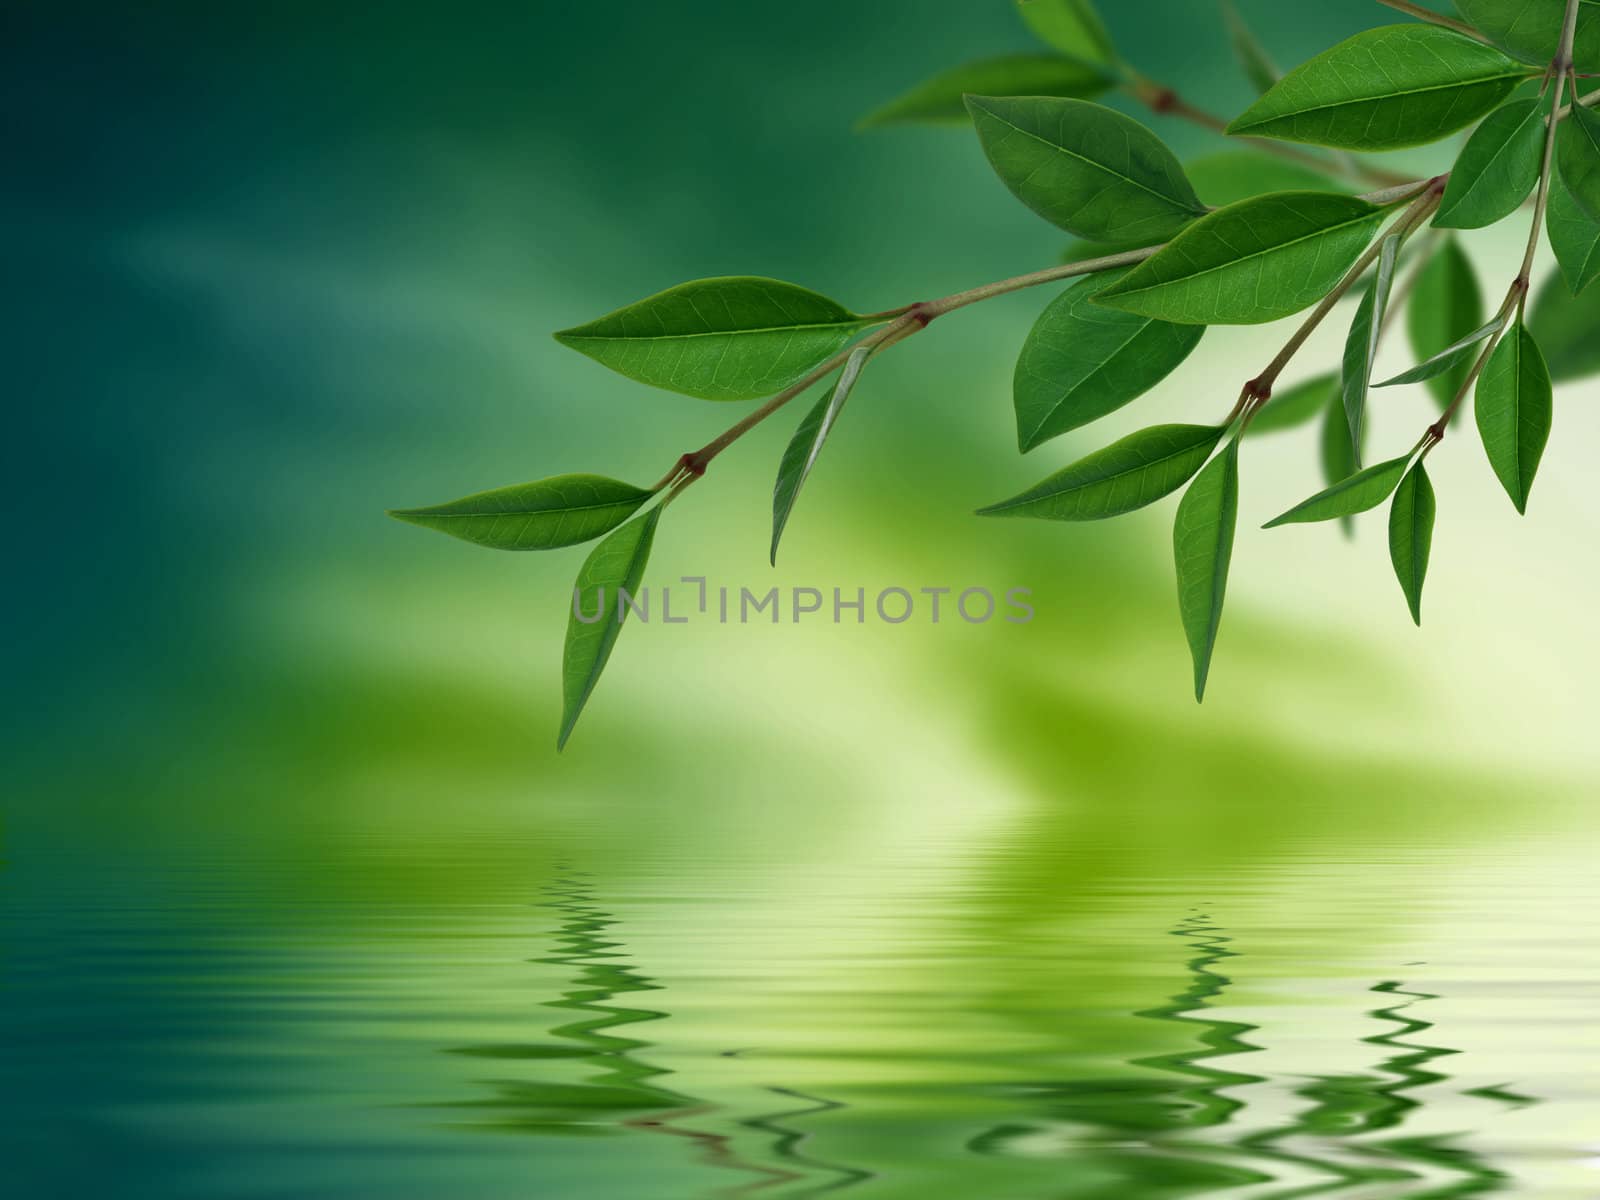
top-left (392, 0), bottom-right (1600, 745)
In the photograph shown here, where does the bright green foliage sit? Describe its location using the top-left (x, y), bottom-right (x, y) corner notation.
top-left (1094, 192), bottom-right (1385, 325)
top-left (771, 347), bottom-right (870, 564)
top-left (966, 96), bottom-right (1207, 243)
top-left (1013, 269), bottom-right (1206, 450)
top-left (1378, 317), bottom-right (1502, 387)
top-left (1557, 101), bottom-right (1600, 222)
top-left (1016, 0), bottom-right (1117, 65)
top-left (1532, 270), bottom-right (1600, 379)
top-left (1436, 98), bottom-right (1546, 229)
top-left (1475, 323), bottom-right (1553, 514)
top-left (560, 508), bottom-right (662, 750)
top-left (389, 475), bottom-right (653, 551)
top-left (1319, 386), bottom-right (1365, 538)
top-left (1183, 153), bottom-right (1346, 207)
top-left (859, 56), bottom-right (1109, 128)
top-left (1454, 0), bottom-right (1600, 74)
top-left (1226, 25), bottom-right (1528, 150)
top-left (555, 277), bottom-right (872, 402)
top-left (1173, 438), bottom-right (1240, 702)
top-left (1389, 463), bottom-right (1436, 626)
top-left (1546, 175), bottom-right (1600, 294)
top-left (1248, 373), bottom-right (1338, 435)
top-left (1341, 233), bottom-right (1402, 460)
top-left (1408, 237), bottom-right (1486, 407)
top-left (1221, 0), bottom-right (1279, 94)
top-left (1264, 454), bottom-right (1410, 528)
top-left (979, 423), bottom-right (1225, 521)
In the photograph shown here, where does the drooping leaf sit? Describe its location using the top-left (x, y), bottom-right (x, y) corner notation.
top-left (1475, 322), bottom-right (1553, 513)
top-left (1531, 268), bottom-right (1600, 378)
top-left (979, 423), bottom-right (1226, 521)
top-left (1016, 0), bottom-right (1118, 65)
top-left (1093, 192), bottom-right (1386, 325)
top-left (1435, 97), bottom-right (1546, 229)
top-left (1454, 0), bottom-right (1600, 75)
top-left (770, 346), bottom-right (871, 564)
top-left (1221, 0), bottom-right (1280, 94)
top-left (859, 55), bottom-right (1111, 128)
top-left (1546, 173), bottom-right (1600, 294)
top-left (1264, 454), bottom-right (1410, 528)
top-left (555, 277), bottom-right (872, 402)
top-left (965, 95), bottom-right (1207, 244)
top-left (1388, 462), bottom-right (1436, 626)
top-left (1183, 152), bottom-right (1347, 208)
top-left (1319, 385), bottom-right (1366, 538)
top-left (389, 475), bottom-right (654, 551)
top-left (1248, 372), bottom-right (1339, 435)
top-left (1408, 236), bottom-right (1486, 406)
top-left (1341, 233), bottom-right (1402, 461)
top-left (1377, 317), bottom-right (1502, 386)
top-left (1556, 99), bottom-right (1600, 222)
top-left (1013, 269), bottom-right (1206, 450)
top-left (1173, 438), bottom-right (1240, 702)
top-left (559, 508), bottom-right (662, 750)
top-left (1225, 25), bottom-right (1528, 151)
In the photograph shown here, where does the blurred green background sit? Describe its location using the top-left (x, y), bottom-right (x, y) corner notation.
top-left (7, 0), bottom-right (1595, 841)
top-left (6, 4), bottom-right (1600, 1197)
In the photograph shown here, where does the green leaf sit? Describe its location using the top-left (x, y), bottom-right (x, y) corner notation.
top-left (1248, 372), bottom-right (1339, 435)
top-left (1093, 192), bottom-right (1386, 325)
top-left (1546, 173), bottom-right (1600, 294)
top-left (1016, 0), bottom-right (1117, 65)
top-left (1225, 25), bottom-right (1528, 150)
top-left (1183, 152), bottom-right (1347, 209)
top-left (1377, 316), bottom-right (1502, 386)
top-left (1531, 268), bottom-right (1600, 378)
top-left (1388, 462), bottom-right (1436, 626)
top-left (1341, 233), bottom-right (1402, 462)
top-left (389, 475), bottom-right (654, 551)
top-left (555, 277), bottom-right (872, 402)
top-left (1435, 97), bottom-right (1546, 229)
top-left (559, 508), bottom-right (662, 750)
top-left (858, 55), bottom-right (1110, 128)
top-left (1454, 0), bottom-right (1600, 75)
top-left (770, 346), bottom-right (870, 564)
top-left (978, 423), bottom-right (1226, 521)
top-left (1557, 99), bottom-right (1600, 223)
top-left (1475, 322), bottom-right (1553, 513)
top-left (1408, 236), bottom-right (1486, 406)
top-left (1319, 382), bottom-right (1364, 538)
top-left (965, 95), bottom-right (1207, 244)
top-left (1173, 438), bottom-right (1240, 702)
top-left (1263, 454), bottom-right (1410, 528)
top-left (1013, 268), bottom-right (1207, 450)
top-left (1222, 0), bottom-right (1280, 94)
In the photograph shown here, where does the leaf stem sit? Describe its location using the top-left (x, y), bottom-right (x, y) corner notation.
top-left (681, 245), bottom-right (1165, 472)
top-left (1121, 74), bottom-right (1414, 188)
top-left (1246, 179), bottom-right (1446, 408)
top-left (677, 179), bottom-right (1438, 478)
top-left (1519, 0), bottom-right (1582, 285)
top-left (1372, 0), bottom-right (1491, 42)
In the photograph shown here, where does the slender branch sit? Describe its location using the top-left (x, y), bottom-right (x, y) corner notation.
top-left (1121, 77), bottom-right (1414, 188)
top-left (1428, 295), bottom-right (1518, 436)
top-left (681, 178), bottom-right (1436, 475)
top-left (682, 245), bottom-right (1168, 471)
top-left (1247, 179), bottom-right (1446, 406)
top-left (1521, 1), bottom-right (1582, 284)
top-left (1373, 0), bottom-right (1490, 41)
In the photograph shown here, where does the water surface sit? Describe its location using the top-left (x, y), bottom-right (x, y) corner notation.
top-left (2, 819), bottom-right (1597, 1198)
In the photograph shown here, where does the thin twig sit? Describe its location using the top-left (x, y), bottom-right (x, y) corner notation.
top-left (1121, 77), bottom-right (1414, 188)
top-left (1373, 0), bottom-right (1491, 41)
